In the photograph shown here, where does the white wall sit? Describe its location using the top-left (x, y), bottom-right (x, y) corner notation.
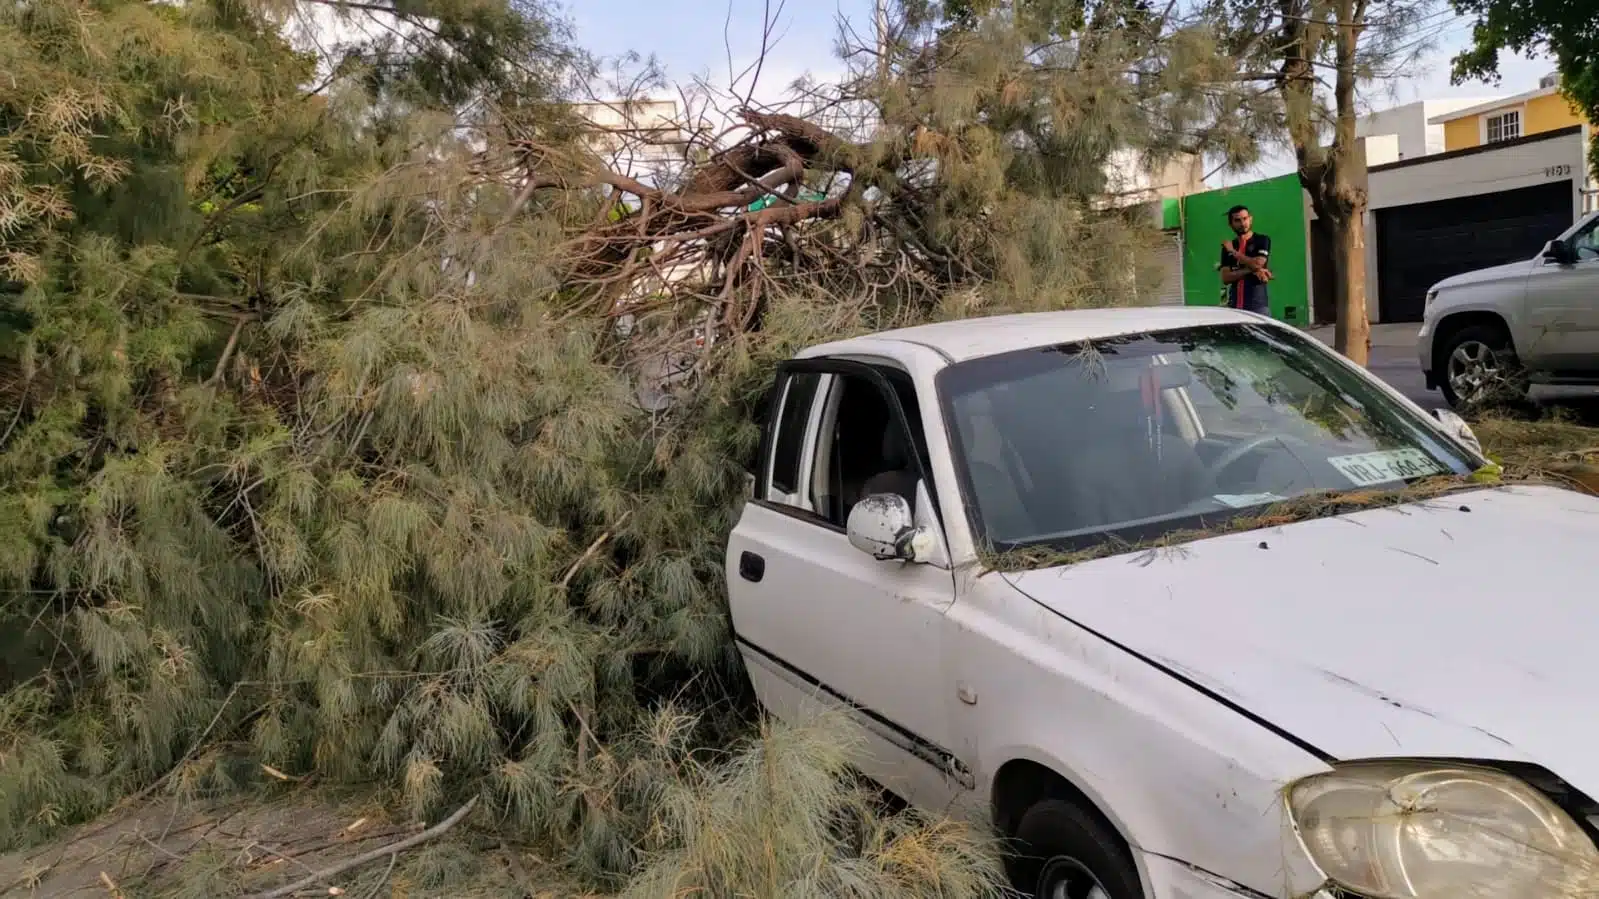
top-left (1355, 97), bottom-right (1502, 165)
top-left (1586, 124), bottom-right (1597, 213)
top-left (1356, 102), bottom-right (1431, 164)
top-left (1362, 127), bottom-right (1588, 320)
top-left (1103, 148), bottom-right (1206, 201)
top-left (1363, 133), bottom-right (1402, 166)
top-left (574, 100), bottom-right (692, 176)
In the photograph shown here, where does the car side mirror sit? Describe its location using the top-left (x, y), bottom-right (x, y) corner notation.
top-left (1543, 239), bottom-right (1577, 266)
top-left (846, 493), bottom-right (932, 562)
top-left (1431, 408), bottom-right (1483, 455)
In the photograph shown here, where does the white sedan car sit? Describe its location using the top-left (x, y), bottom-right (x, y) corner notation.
top-left (726, 306), bottom-right (1599, 899)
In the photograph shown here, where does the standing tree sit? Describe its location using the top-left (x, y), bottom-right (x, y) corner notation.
top-left (1207, 0), bottom-right (1439, 365)
top-left (1449, 0), bottom-right (1599, 178)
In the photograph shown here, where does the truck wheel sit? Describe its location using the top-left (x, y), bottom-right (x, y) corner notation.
top-left (1438, 324), bottom-right (1528, 410)
top-left (1006, 799), bottom-right (1142, 899)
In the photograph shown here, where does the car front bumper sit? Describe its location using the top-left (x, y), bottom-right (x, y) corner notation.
top-left (1143, 852), bottom-right (1331, 899)
top-left (1416, 320), bottom-right (1437, 390)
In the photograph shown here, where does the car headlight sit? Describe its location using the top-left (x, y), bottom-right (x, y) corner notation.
top-left (1287, 761), bottom-right (1599, 899)
top-left (1424, 288), bottom-right (1438, 309)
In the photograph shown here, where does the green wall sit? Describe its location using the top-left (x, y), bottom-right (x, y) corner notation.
top-left (1178, 173), bottom-right (1310, 326)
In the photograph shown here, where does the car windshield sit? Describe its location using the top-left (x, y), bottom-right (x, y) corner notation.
top-left (936, 322), bottom-right (1480, 553)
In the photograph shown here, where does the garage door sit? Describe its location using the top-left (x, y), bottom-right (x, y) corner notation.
top-left (1376, 180), bottom-right (1574, 323)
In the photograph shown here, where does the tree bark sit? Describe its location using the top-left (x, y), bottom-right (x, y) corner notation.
top-left (1276, 0), bottom-right (1371, 365)
top-left (1327, 0), bottom-right (1371, 365)
top-left (1327, 207), bottom-right (1370, 365)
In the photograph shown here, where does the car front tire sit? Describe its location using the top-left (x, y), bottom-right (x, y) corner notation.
top-left (1437, 323), bottom-right (1529, 410)
top-left (1006, 799), bottom-right (1143, 899)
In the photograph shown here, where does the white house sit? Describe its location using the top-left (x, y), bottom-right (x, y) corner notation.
top-left (1361, 124), bottom-right (1590, 323)
top-left (1355, 97), bottom-right (1503, 166)
top-left (1102, 149), bottom-right (1207, 205)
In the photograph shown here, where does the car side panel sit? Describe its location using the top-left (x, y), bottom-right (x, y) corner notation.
top-left (946, 571), bottom-right (1330, 899)
top-left (1522, 256), bottom-right (1599, 372)
top-left (1428, 287), bottom-right (1533, 359)
top-left (726, 500), bottom-right (969, 810)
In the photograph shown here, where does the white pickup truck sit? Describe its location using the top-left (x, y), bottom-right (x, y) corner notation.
top-left (726, 307), bottom-right (1599, 899)
top-left (1419, 210), bottom-right (1599, 407)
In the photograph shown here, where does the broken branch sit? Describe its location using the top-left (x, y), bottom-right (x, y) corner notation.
top-left (245, 796), bottom-right (479, 899)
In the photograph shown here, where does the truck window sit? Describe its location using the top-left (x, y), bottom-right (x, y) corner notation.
top-left (1571, 218), bottom-right (1599, 260)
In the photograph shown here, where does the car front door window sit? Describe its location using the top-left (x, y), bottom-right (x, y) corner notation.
top-left (762, 371), bottom-right (825, 511)
top-left (809, 371), bottom-right (928, 528)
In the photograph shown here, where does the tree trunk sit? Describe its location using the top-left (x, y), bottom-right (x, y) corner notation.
top-left (1326, 0), bottom-right (1371, 365)
top-left (1326, 203), bottom-right (1370, 366)
top-left (1273, 0), bottom-right (1374, 363)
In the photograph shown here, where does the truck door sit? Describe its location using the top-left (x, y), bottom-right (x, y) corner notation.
top-left (1526, 214), bottom-right (1599, 372)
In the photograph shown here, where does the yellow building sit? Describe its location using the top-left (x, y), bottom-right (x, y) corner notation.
top-left (1428, 74), bottom-right (1590, 151)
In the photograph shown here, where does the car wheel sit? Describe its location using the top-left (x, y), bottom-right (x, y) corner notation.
top-left (1438, 324), bottom-right (1528, 410)
top-left (1006, 799), bottom-right (1142, 899)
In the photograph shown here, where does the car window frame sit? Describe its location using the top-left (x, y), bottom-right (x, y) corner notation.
top-left (1569, 216), bottom-right (1599, 260)
top-left (761, 370), bottom-right (826, 506)
top-left (753, 356), bottom-right (937, 535)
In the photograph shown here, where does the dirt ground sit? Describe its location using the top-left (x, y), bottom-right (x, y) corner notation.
top-left (0, 792), bottom-right (591, 899)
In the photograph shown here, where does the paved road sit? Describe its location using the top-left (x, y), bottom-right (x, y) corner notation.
top-left (1308, 323), bottom-right (1599, 420)
top-left (1307, 323), bottom-right (1438, 409)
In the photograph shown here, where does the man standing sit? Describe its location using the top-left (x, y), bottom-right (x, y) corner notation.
top-left (1219, 204), bottom-right (1273, 316)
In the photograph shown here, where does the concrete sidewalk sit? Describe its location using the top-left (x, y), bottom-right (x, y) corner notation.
top-left (1299, 320), bottom-right (1599, 412)
top-left (1303, 321), bottom-right (1418, 350)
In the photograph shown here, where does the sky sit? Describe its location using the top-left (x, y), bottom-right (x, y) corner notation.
top-left (565, 0), bottom-right (870, 102)
top-left (560, 0), bottom-right (1559, 183)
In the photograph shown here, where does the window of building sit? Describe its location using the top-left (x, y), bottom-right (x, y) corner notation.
top-left (1485, 110), bottom-right (1521, 143)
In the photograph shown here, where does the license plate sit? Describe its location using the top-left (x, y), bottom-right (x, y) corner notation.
top-left (1327, 448), bottom-right (1445, 487)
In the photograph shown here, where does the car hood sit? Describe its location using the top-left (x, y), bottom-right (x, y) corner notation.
top-left (1005, 484), bottom-right (1599, 797)
top-left (1433, 258), bottom-right (1534, 290)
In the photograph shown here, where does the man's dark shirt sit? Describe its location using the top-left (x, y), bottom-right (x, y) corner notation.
top-left (1220, 232), bottom-right (1272, 314)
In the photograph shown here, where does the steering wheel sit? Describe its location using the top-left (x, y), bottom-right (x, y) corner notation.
top-left (1200, 433), bottom-right (1314, 494)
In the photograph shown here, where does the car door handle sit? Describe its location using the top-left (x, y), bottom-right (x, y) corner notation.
top-left (739, 551), bottom-right (765, 583)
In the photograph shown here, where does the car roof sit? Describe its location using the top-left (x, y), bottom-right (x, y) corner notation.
top-left (799, 306), bottom-right (1270, 364)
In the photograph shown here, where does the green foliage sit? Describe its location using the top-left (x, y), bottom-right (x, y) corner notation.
top-left (940, 0), bottom-right (1155, 40)
top-left (892, 0), bottom-right (1277, 183)
top-left (1449, 0), bottom-right (1599, 177)
top-left (0, 0), bottom-right (674, 865)
top-left (620, 712), bottom-right (1007, 899)
top-left (0, 0), bottom-right (1253, 892)
top-left (783, 0), bottom-right (1272, 322)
